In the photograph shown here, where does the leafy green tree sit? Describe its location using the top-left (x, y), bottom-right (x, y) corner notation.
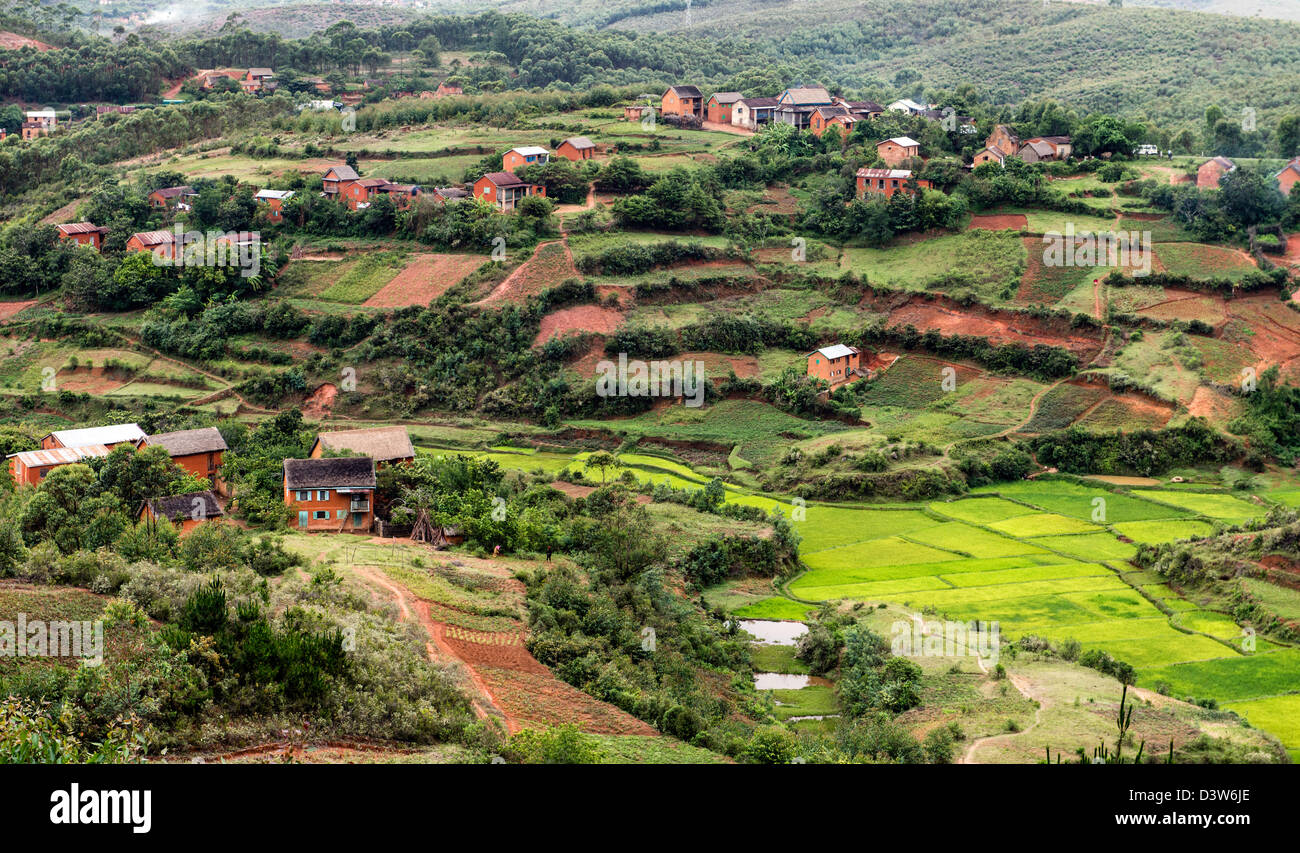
top-left (1217, 166), bottom-right (1286, 227)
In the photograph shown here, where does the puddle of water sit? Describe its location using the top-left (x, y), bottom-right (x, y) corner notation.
top-left (754, 672), bottom-right (810, 690)
top-left (740, 619), bottom-right (807, 646)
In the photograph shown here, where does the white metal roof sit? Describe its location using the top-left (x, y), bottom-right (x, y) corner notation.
top-left (256, 189), bottom-right (295, 200)
top-left (511, 146), bottom-right (549, 156)
top-left (884, 136), bottom-right (920, 147)
top-left (814, 344), bottom-right (857, 360)
top-left (45, 423), bottom-right (144, 447)
top-left (8, 444), bottom-right (112, 468)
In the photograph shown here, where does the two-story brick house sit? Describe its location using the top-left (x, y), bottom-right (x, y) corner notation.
top-left (283, 457), bottom-right (376, 533)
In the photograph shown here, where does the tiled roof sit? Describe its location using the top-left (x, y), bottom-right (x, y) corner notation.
top-left (283, 456), bottom-right (376, 490)
top-left (144, 427), bottom-right (228, 456)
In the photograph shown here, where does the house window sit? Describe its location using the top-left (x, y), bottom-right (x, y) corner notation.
top-left (337, 510), bottom-right (346, 519)
top-left (313, 511), bottom-right (329, 520)
top-left (296, 490), bottom-right (310, 501)
top-left (318, 490), bottom-right (330, 501)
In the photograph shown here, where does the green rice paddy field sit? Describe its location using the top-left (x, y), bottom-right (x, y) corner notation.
top-left (438, 445), bottom-right (1300, 756)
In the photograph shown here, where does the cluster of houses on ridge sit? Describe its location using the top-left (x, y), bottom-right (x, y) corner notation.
top-left (6, 422), bottom-right (422, 536)
top-left (51, 135), bottom-right (602, 246)
top-left (649, 84), bottom-right (977, 137)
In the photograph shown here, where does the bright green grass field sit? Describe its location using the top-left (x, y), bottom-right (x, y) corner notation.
top-left (1132, 490), bottom-right (1262, 520)
top-left (800, 536), bottom-right (958, 573)
top-left (988, 512), bottom-right (1103, 537)
top-left (1175, 610), bottom-right (1251, 642)
top-left (1078, 635), bottom-right (1236, 668)
top-left (795, 508), bottom-right (938, 554)
top-left (940, 561), bottom-right (1110, 588)
top-left (928, 497), bottom-right (1036, 523)
top-left (1138, 649), bottom-right (1300, 702)
top-left (792, 555), bottom-right (1065, 593)
top-left (1112, 519), bottom-right (1215, 545)
top-left (903, 522), bottom-right (1052, 558)
top-left (977, 480), bottom-right (1190, 522)
top-left (1223, 695), bottom-right (1300, 752)
top-left (768, 684), bottom-right (838, 721)
top-left (1028, 532), bottom-right (1138, 561)
top-left (732, 597), bottom-right (814, 620)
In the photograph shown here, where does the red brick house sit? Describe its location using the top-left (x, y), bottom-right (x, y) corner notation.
top-left (705, 92), bottom-right (742, 124)
top-left (856, 169), bottom-right (931, 199)
top-left (255, 189), bottom-right (295, 221)
top-left (556, 137), bottom-right (596, 161)
top-left (126, 230), bottom-right (178, 259)
top-left (661, 85), bottom-right (703, 119)
top-left (138, 427), bottom-right (227, 491)
top-left (322, 164), bottom-right (360, 200)
top-left (1197, 156), bottom-right (1236, 189)
top-left (503, 146), bottom-right (549, 173)
top-left (809, 106), bottom-right (856, 137)
top-left (984, 124), bottom-right (1020, 158)
top-left (435, 82), bottom-right (463, 97)
top-left (148, 185), bottom-right (197, 210)
top-left (806, 344), bottom-right (861, 386)
top-left (8, 444), bottom-right (111, 487)
top-left (55, 223), bottom-right (106, 250)
top-left (972, 147), bottom-right (1007, 168)
top-left (1275, 158), bottom-right (1300, 196)
top-left (284, 456), bottom-right (376, 533)
top-left (341, 178), bottom-right (392, 210)
top-left (877, 136), bottom-right (921, 167)
top-left (473, 172), bottom-right (546, 212)
top-left (624, 104), bottom-right (653, 122)
top-left (242, 68), bottom-right (276, 93)
top-left (138, 490), bottom-right (224, 534)
top-left (310, 426), bottom-right (415, 466)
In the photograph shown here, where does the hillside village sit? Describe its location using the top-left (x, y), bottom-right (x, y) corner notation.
top-left (4, 1), bottom-right (1300, 775)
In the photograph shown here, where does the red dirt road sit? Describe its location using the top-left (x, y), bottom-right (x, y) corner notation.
top-left (353, 556), bottom-right (653, 736)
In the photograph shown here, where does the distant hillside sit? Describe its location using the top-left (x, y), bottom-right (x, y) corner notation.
top-left (148, 0), bottom-right (1300, 129)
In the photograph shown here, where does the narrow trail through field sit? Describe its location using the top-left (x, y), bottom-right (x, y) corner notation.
top-left (350, 564), bottom-right (515, 731)
top-left (1092, 277), bottom-right (1105, 321)
top-left (960, 672), bottom-right (1047, 764)
top-left (942, 377), bottom-right (1068, 456)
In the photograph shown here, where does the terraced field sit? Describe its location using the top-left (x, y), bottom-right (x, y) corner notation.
top-left (438, 444), bottom-right (1300, 755)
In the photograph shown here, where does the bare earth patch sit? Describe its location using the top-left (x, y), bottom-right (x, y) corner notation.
top-left (885, 298), bottom-right (1102, 359)
top-left (0, 301), bottom-right (36, 322)
top-left (363, 253), bottom-right (487, 308)
top-left (302, 383), bottom-right (338, 419)
top-left (968, 213), bottom-right (1028, 231)
top-left (534, 305), bottom-right (623, 345)
top-left (0, 31), bottom-right (52, 50)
